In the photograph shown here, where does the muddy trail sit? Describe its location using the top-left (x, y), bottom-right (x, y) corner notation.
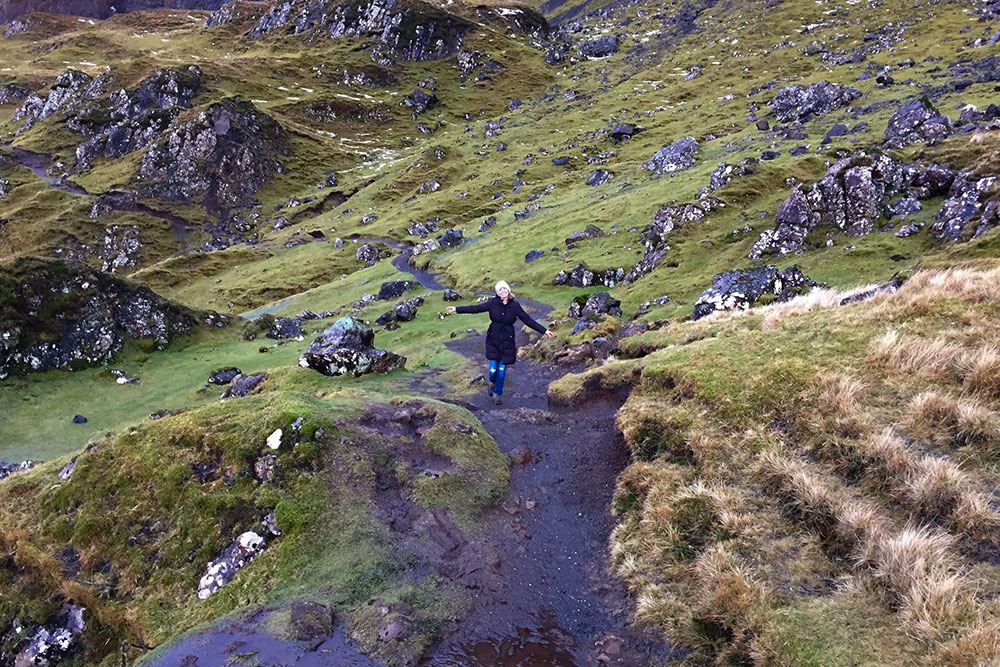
top-left (5, 145), bottom-right (202, 244)
top-left (146, 251), bottom-right (674, 666)
top-left (416, 335), bottom-right (675, 665)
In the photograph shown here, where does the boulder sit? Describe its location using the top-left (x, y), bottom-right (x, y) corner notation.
top-left (73, 414), bottom-right (88, 424)
top-left (14, 68), bottom-right (113, 122)
top-left (931, 170), bottom-right (999, 241)
top-left (564, 224), bottom-right (606, 244)
top-left (767, 81), bottom-right (861, 123)
top-left (479, 216), bottom-right (497, 232)
top-left (553, 263), bottom-right (625, 288)
top-left (357, 243), bottom-right (381, 266)
top-left (586, 169), bottom-right (613, 186)
top-left (378, 280), bottom-right (419, 301)
top-left (222, 372), bottom-right (267, 399)
top-left (0, 82), bottom-right (28, 104)
top-left (913, 164), bottom-right (955, 199)
top-left (254, 454), bottom-right (280, 482)
top-left (248, 0), bottom-right (471, 63)
top-left (749, 153), bottom-right (917, 258)
top-left (839, 274), bottom-right (908, 306)
top-left (404, 88), bottom-right (438, 115)
top-left (290, 601), bottom-right (334, 646)
top-left (568, 292), bottom-right (622, 318)
top-left (525, 250), bottom-right (545, 263)
top-left (609, 123), bottom-right (640, 143)
top-left (642, 136), bottom-right (699, 174)
top-left (692, 266), bottom-right (816, 320)
top-left (883, 98), bottom-right (953, 148)
top-left (443, 288), bottom-right (462, 302)
top-left (580, 35), bottom-right (619, 58)
top-left (299, 317), bottom-right (406, 376)
top-left (266, 317), bottom-right (303, 339)
top-left (438, 228), bottom-right (464, 249)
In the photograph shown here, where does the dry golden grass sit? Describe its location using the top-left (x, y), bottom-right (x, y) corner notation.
top-left (875, 268), bottom-right (1000, 317)
top-left (959, 345), bottom-right (1000, 402)
top-left (936, 620), bottom-right (1000, 666)
top-left (903, 391), bottom-right (961, 442)
top-left (816, 373), bottom-right (867, 416)
top-left (954, 401), bottom-right (1000, 451)
top-left (869, 332), bottom-right (965, 380)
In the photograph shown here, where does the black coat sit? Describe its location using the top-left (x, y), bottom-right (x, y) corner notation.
top-left (455, 296), bottom-right (547, 364)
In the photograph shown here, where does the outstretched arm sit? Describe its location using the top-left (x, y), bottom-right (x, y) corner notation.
top-left (516, 304), bottom-right (549, 335)
top-left (451, 302), bottom-right (490, 314)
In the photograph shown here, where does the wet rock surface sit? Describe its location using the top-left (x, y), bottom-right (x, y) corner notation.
top-left (692, 266), bottom-right (817, 320)
top-left (0, 257), bottom-right (222, 379)
top-left (299, 317), bottom-right (406, 376)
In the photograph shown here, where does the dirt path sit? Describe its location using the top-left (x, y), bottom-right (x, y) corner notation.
top-left (415, 332), bottom-right (674, 665)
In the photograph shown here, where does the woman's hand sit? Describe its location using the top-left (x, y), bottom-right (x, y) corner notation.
top-left (544, 329), bottom-right (555, 339)
top-left (445, 306), bottom-right (456, 315)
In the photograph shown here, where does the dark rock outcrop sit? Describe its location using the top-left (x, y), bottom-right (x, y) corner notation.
top-left (0, 460), bottom-right (34, 481)
top-left (222, 372), bottom-right (268, 399)
top-left (14, 67), bottom-right (114, 125)
top-left (750, 153), bottom-right (916, 258)
top-left (210, 367), bottom-right (243, 385)
top-left (931, 169), bottom-right (999, 241)
top-left (299, 317), bottom-right (406, 376)
top-left (378, 280), bottom-right (419, 300)
top-left (553, 263), bottom-right (625, 288)
top-left (247, 0), bottom-right (472, 64)
top-left (692, 266), bottom-right (816, 320)
top-left (642, 136), bottom-right (698, 174)
top-left (768, 81), bottom-right (861, 123)
top-left (136, 97), bottom-right (289, 211)
top-left (883, 98), bottom-right (953, 148)
top-left (567, 292), bottom-right (622, 319)
top-left (0, 257), bottom-right (225, 379)
top-left (12, 604), bottom-right (86, 666)
top-left (580, 34), bottom-right (618, 58)
top-left (0, 81), bottom-right (28, 104)
top-left (72, 66), bottom-right (203, 171)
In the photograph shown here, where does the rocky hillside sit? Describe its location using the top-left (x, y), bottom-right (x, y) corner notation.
top-left (2, 0), bottom-right (1000, 661)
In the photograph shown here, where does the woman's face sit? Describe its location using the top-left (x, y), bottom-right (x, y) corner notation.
top-left (498, 286), bottom-right (510, 299)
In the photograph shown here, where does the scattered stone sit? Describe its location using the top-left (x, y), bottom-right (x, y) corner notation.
top-left (266, 429), bottom-right (283, 451)
top-left (443, 288), bottom-right (462, 302)
top-left (931, 170), bottom-right (999, 240)
top-left (839, 274), bottom-right (907, 306)
top-left (565, 225), bottom-right (606, 244)
top-left (568, 292), bottom-right (622, 319)
top-left (525, 250), bottom-right (545, 263)
top-left (72, 414), bottom-right (88, 424)
top-left (552, 156), bottom-right (570, 166)
top-left (692, 266), bottom-right (816, 320)
top-left (266, 317), bottom-right (303, 340)
top-left (761, 150), bottom-right (781, 160)
top-left (642, 136), bottom-right (699, 174)
top-left (299, 317), bottom-right (406, 376)
top-left (110, 369), bottom-right (139, 385)
top-left (553, 263), bottom-right (625, 288)
top-left (479, 216), bottom-right (497, 232)
top-left (14, 604), bottom-right (86, 667)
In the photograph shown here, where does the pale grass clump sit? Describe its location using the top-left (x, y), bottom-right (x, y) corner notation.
top-left (903, 456), bottom-right (965, 519)
top-left (903, 391), bottom-right (961, 442)
top-left (701, 284), bottom-right (880, 330)
top-left (868, 331), bottom-right (965, 380)
top-left (877, 268), bottom-right (1000, 315)
top-left (860, 427), bottom-right (914, 477)
top-left (952, 491), bottom-right (1000, 542)
top-left (959, 345), bottom-right (1000, 401)
top-left (634, 584), bottom-right (685, 629)
top-left (936, 621), bottom-right (1000, 666)
top-left (954, 401), bottom-right (1000, 451)
top-left (816, 373), bottom-right (866, 416)
top-left (857, 526), bottom-right (970, 641)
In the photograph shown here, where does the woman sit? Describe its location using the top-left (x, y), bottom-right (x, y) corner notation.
top-left (446, 281), bottom-right (555, 404)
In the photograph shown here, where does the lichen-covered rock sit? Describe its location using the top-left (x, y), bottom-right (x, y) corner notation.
top-left (0, 81), bottom-right (28, 104)
top-left (553, 263), bottom-right (625, 288)
top-left (70, 66), bottom-right (202, 171)
top-left (750, 154), bottom-right (917, 258)
top-left (197, 513), bottom-right (281, 599)
top-left (0, 459), bottom-right (34, 481)
top-left (437, 228), bottom-right (464, 249)
top-left (13, 604), bottom-right (86, 666)
top-left (14, 68), bottom-right (113, 123)
top-left (642, 136), bottom-right (698, 174)
top-left (299, 317), bottom-right (406, 376)
top-left (883, 98), bottom-right (953, 148)
top-left (580, 34), bottom-right (618, 58)
top-left (586, 169), bottom-right (613, 186)
top-left (692, 266), bottom-right (816, 320)
top-left (357, 243), bottom-right (381, 266)
top-left (931, 169), bottom-right (999, 241)
top-left (378, 280), bottom-right (420, 300)
top-left (266, 316), bottom-right (303, 339)
top-left (0, 257), bottom-right (223, 379)
top-left (136, 97), bottom-right (289, 210)
top-left (248, 0), bottom-right (472, 63)
top-left (767, 81), bottom-right (861, 122)
top-left (568, 292), bottom-right (622, 319)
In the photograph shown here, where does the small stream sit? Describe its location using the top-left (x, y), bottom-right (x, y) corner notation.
top-left (7, 146), bottom-right (198, 244)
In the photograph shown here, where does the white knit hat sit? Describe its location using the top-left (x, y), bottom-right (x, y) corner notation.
top-left (495, 280), bottom-right (511, 296)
